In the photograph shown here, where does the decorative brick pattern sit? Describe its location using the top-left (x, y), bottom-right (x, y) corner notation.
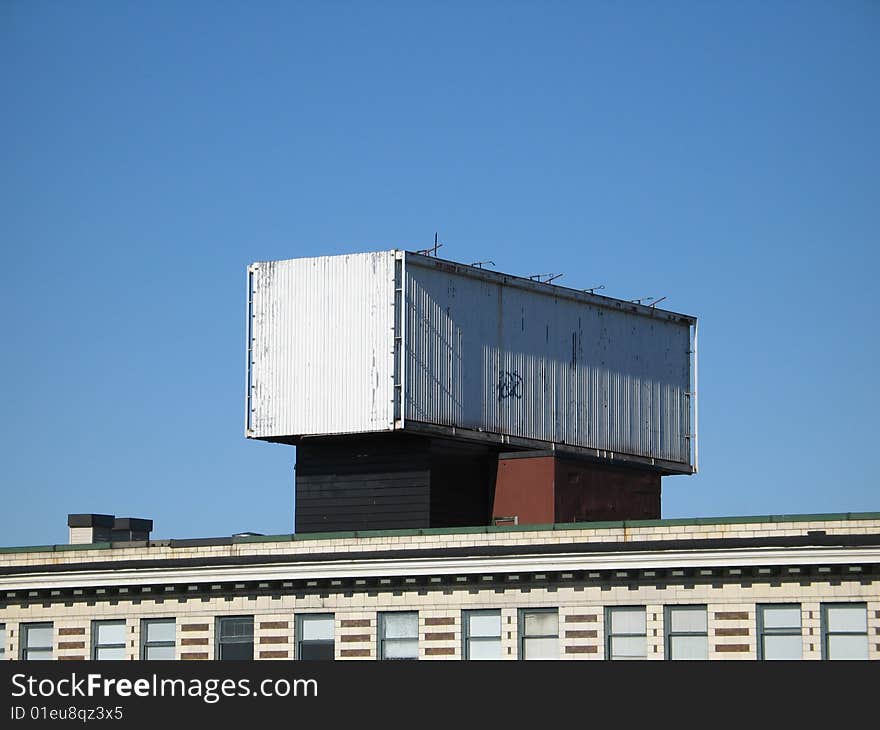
top-left (420, 612), bottom-right (459, 660)
top-left (710, 606), bottom-right (754, 659)
top-left (647, 606), bottom-right (664, 660)
top-left (337, 614), bottom-right (374, 661)
top-left (341, 634), bottom-right (371, 643)
top-left (57, 641), bottom-right (85, 650)
top-left (561, 607), bottom-right (603, 659)
top-left (425, 632), bottom-right (454, 641)
top-left (259, 621), bottom-right (288, 630)
top-left (501, 608), bottom-right (518, 660)
top-left (715, 612), bottom-right (749, 621)
top-left (565, 645), bottom-right (597, 654)
top-left (799, 602), bottom-right (820, 660)
top-left (868, 601), bottom-right (880, 662)
top-left (259, 650), bottom-right (288, 659)
top-left (254, 613), bottom-right (291, 661)
top-left (425, 647), bottom-right (454, 656)
top-left (714, 628), bottom-right (749, 637)
top-left (55, 623), bottom-right (90, 661)
top-left (564, 630), bottom-right (597, 639)
top-left (1, 581), bottom-right (876, 662)
top-left (175, 620), bottom-right (213, 661)
top-left (340, 648), bottom-right (370, 657)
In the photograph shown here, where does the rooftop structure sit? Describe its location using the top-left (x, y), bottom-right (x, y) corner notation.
top-left (246, 250), bottom-right (698, 533)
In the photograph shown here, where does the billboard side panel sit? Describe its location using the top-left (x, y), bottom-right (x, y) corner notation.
top-left (248, 251), bottom-right (395, 438)
top-left (404, 256), bottom-right (692, 466)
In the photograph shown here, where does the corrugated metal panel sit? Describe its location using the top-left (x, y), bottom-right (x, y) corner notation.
top-left (247, 249), bottom-right (696, 470)
top-left (247, 251), bottom-right (396, 438)
top-left (404, 254), bottom-right (693, 466)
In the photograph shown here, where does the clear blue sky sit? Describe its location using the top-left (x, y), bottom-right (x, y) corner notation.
top-left (2, 2), bottom-right (877, 546)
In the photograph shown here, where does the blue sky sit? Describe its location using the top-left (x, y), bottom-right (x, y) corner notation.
top-left (1, 1), bottom-right (877, 546)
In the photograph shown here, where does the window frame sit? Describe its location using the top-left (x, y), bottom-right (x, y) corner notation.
top-left (463, 609), bottom-right (502, 661)
top-left (377, 611), bottom-right (419, 661)
top-left (605, 606), bottom-right (647, 661)
top-left (91, 619), bottom-right (127, 661)
top-left (518, 607), bottom-right (559, 661)
top-left (664, 605), bottom-right (708, 661)
top-left (756, 603), bottom-right (802, 661)
top-left (140, 618), bottom-right (176, 660)
top-left (216, 615), bottom-right (255, 661)
top-left (820, 602), bottom-right (869, 661)
top-left (20, 622), bottom-right (54, 661)
top-left (296, 613), bottom-right (335, 661)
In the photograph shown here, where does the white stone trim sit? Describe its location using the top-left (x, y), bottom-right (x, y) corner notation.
top-left (2, 545), bottom-right (878, 593)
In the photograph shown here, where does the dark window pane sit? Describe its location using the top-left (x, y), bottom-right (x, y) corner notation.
top-left (219, 641), bottom-right (253, 660)
top-left (299, 643), bottom-right (334, 660)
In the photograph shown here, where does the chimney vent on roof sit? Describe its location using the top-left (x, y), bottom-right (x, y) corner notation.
top-left (67, 514), bottom-right (153, 544)
top-left (111, 517), bottom-right (153, 542)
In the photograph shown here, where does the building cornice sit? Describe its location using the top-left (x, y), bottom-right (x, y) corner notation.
top-left (2, 542), bottom-right (878, 593)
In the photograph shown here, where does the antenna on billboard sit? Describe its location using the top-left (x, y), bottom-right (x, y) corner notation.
top-left (583, 285), bottom-right (605, 294)
top-left (529, 273), bottom-right (564, 284)
top-left (630, 295), bottom-right (666, 306)
top-left (470, 260), bottom-right (495, 269)
top-left (416, 232), bottom-right (443, 257)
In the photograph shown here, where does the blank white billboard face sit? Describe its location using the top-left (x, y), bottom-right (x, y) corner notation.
top-left (247, 251), bottom-right (397, 439)
top-left (403, 256), bottom-right (694, 468)
top-left (247, 251), bottom-right (695, 471)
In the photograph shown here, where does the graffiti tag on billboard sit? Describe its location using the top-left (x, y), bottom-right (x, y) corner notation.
top-left (497, 370), bottom-right (523, 402)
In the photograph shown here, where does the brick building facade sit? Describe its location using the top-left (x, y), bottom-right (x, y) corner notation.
top-left (1, 512), bottom-right (877, 661)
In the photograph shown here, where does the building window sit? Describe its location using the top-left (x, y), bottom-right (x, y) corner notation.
top-left (0, 624), bottom-right (5, 660)
top-left (296, 614), bottom-right (335, 660)
top-left (519, 608), bottom-right (558, 660)
top-left (821, 603), bottom-right (868, 660)
top-left (665, 605), bottom-right (708, 660)
top-left (217, 616), bottom-right (254, 660)
top-left (92, 620), bottom-right (126, 660)
top-left (757, 604), bottom-right (802, 660)
top-left (463, 610), bottom-right (502, 660)
top-left (378, 612), bottom-right (418, 660)
top-left (606, 607), bottom-right (646, 660)
top-left (21, 622), bottom-right (53, 660)
top-left (141, 619), bottom-right (176, 660)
